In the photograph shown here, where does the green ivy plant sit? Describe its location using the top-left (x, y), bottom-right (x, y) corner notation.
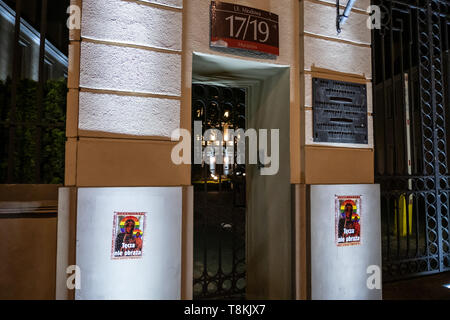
top-left (0, 78), bottom-right (67, 184)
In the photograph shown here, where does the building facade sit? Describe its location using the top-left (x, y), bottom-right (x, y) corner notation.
top-left (54, 0), bottom-right (384, 300)
top-left (0, 0), bottom-right (67, 81)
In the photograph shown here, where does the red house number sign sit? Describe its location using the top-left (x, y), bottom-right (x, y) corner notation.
top-left (210, 1), bottom-right (280, 56)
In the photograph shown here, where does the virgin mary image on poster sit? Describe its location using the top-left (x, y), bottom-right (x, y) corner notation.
top-left (111, 212), bottom-right (146, 259)
top-left (336, 196), bottom-right (361, 246)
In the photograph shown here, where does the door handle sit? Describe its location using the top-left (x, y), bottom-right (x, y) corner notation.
top-left (257, 159), bottom-right (266, 170)
top-left (257, 150), bottom-right (267, 170)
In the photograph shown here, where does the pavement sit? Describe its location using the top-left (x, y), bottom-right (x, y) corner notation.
top-left (383, 271), bottom-right (450, 299)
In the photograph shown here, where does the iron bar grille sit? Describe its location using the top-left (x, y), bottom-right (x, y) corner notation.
top-left (0, 0), bottom-right (67, 184)
top-left (192, 84), bottom-right (247, 299)
top-left (372, 0), bottom-right (450, 281)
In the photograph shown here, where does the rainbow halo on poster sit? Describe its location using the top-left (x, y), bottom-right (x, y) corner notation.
top-left (335, 196), bottom-right (362, 247)
top-left (112, 212), bottom-right (146, 259)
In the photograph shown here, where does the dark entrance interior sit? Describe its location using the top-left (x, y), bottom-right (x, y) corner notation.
top-left (191, 52), bottom-right (291, 300)
top-left (372, 0), bottom-right (450, 283)
top-left (191, 84), bottom-right (247, 299)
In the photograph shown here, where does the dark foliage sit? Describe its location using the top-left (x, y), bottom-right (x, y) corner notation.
top-left (0, 78), bottom-right (66, 184)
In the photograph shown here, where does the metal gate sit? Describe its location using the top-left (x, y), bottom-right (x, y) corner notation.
top-left (191, 84), bottom-right (247, 299)
top-left (372, 0), bottom-right (450, 281)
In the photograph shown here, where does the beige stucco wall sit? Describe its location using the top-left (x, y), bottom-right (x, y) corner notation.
top-left (61, 0), bottom-right (191, 300)
top-left (297, 0), bottom-right (374, 299)
top-left (300, 0), bottom-right (374, 184)
top-left (184, 0), bottom-right (301, 184)
top-left (66, 0), bottom-right (302, 187)
top-left (62, 0), bottom-right (374, 300)
top-left (0, 185), bottom-right (59, 300)
top-left (66, 0), bottom-right (374, 187)
top-left (66, 0), bottom-right (186, 188)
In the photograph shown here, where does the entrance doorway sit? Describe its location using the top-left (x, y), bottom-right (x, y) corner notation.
top-left (192, 84), bottom-right (247, 299)
top-left (372, 0), bottom-right (450, 281)
top-left (191, 53), bottom-right (292, 299)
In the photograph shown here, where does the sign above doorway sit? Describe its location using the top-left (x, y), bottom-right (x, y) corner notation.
top-left (210, 1), bottom-right (279, 57)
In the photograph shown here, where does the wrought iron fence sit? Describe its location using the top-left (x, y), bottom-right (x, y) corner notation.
top-left (372, 0), bottom-right (450, 281)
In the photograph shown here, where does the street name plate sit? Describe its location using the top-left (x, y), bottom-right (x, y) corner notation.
top-left (210, 1), bottom-right (279, 56)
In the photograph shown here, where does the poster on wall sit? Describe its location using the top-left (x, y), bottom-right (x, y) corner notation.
top-left (111, 212), bottom-right (146, 259)
top-left (210, 1), bottom-right (279, 56)
top-left (335, 196), bottom-right (361, 246)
